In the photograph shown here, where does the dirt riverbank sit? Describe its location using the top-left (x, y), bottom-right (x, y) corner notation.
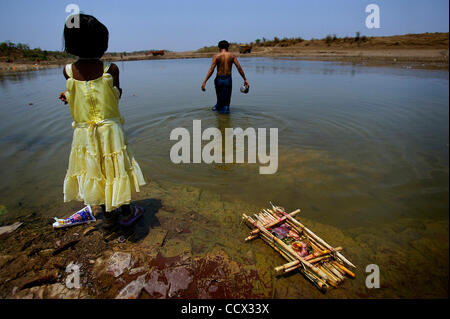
top-left (1, 33), bottom-right (448, 74)
top-left (0, 179), bottom-right (448, 299)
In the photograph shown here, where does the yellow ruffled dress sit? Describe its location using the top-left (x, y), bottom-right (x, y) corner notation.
top-left (63, 62), bottom-right (146, 212)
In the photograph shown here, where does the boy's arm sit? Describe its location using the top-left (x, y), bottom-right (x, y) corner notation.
top-left (233, 56), bottom-right (249, 88)
top-left (201, 56), bottom-right (217, 91)
top-left (108, 63), bottom-right (123, 98)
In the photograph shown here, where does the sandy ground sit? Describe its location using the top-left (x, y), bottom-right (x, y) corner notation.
top-left (245, 48), bottom-right (449, 69)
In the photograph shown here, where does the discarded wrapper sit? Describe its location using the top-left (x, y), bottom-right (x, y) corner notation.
top-left (53, 205), bottom-right (96, 228)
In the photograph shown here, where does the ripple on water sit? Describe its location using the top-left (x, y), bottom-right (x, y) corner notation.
top-left (0, 59), bottom-right (447, 230)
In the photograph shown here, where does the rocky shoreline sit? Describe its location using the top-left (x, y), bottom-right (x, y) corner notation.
top-left (0, 180), bottom-right (448, 299)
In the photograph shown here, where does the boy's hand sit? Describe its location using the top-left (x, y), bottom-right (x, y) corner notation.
top-left (244, 80), bottom-right (250, 88)
top-left (58, 91), bottom-right (68, 104)
top-left (201, 82), bottom-right (206, 91)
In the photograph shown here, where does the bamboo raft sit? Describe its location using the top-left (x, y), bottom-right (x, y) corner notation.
top-left (242, 204), bottom-right (356, 292)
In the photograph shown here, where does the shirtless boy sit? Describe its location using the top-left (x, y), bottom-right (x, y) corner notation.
top-left (201, 40), bottom-right (249, 114)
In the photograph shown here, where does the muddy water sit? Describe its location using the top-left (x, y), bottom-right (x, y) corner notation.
top-left (0, 58), bottom-right (448, 298)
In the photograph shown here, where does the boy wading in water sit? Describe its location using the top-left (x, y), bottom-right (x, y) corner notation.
top-left (201, 40), bottom-right (249, 114)
top-left (58, 14), bottom-right (146, 229)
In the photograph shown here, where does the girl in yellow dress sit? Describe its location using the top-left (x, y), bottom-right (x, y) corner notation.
top-left (58, 14), bottom-right (146, 228)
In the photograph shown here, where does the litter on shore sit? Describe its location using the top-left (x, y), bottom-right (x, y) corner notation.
top-left (52, 206), bottom-right (96, 228)
top-left (242, 203), bottom-right (355, 292)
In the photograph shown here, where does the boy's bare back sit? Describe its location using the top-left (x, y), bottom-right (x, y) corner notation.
top-left (201, 41), bottom-right (249, 92)
top-left (215, 51), bottom-right (235, 76)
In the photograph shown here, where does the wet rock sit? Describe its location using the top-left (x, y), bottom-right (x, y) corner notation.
top-left (46, 283), bottom-right (82, 299)
top-left (52, 239), bottom-right (80, 256)
top-left (129, 266), bottom-right (146, 275)
top-left (27, 286), bottom-right (45, 299)
top-left (115, 274), bottom-right (147, 299)
top-left (165, 266), bottom-right (193, 297)
top-left (106, 252), bottom-right (131, 277)
top-left (92, 257), bottom-right (105, 274)
top-left (11, 269), bottom-right (59, 290)
top-left (192, 249), bottom-right (262, 298)
top-left (116, 277), bottom-right (127, 285)
top-left (14, 290), bottom-right (34, 299)
top-left (0, 222), bottom-right (23, 239)
top-left (143, 270), bottom-right (169, 298)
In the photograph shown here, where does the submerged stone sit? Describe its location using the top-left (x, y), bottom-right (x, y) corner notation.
top-left (115, 274), bottom-right (147, 299)
top-left (143, 270), bottom-right (169, 298)
top-left (165, 266), bottom-right (193, 297)
top-left (107, 252), bottom-right (131, 277)
top-left (0, 222), bottom-right (22, 239)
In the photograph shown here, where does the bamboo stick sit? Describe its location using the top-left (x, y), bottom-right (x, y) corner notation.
top-left (260, 213), bottom-right (272, 224)
top-left (260, 232), bottom-right (294, 262)
top-left (275, 248), bottom-right (333, 272)
top-left (262, 210), bottom-right (277, 222)
top-left (283, 263), bottom-right (329, 292)
top-left (309, 255), bottom-right (333, 264)
top-left (245, 234), bottom-right (259, 242)
top-left (248, 209), bottom-right (301, 236)
top-left (272, 205), bottom-right (356, 268)
top-left (275, 260), bottom-right (300, 272)
top-left (303, 270), bottom-right (328, 291)
top-left (317, 265), bottom-right (339, 287)
top-left (253, 214), bottom-right (266, 224)
top-left (283, 254), bottom-right (333, 273)
top-left (319, 265), bottom-right (340, 285)
top-left (308, 240), bottom-right (323, 252)
top-left (246, 215), bottom-right (296, 262)
top-left (283, 262), bottom-right (329, 292)
top-left (305, 248), bottom-right (342, 260)
top-left (284, 265), bottom-right (299, 273)
top-left (243, 214), bottom-right (329, 282)
top-left (332, 261), bottom-right (356, 278)
top-left (323, 263), bottom-right (344, 281)
top-left (329, 261), bottom-right (346, 276)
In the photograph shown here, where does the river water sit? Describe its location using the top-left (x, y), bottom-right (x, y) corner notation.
top-left (0, 58), bottom-right (448, 297)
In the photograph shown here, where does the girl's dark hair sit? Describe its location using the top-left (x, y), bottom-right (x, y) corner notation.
top-left (64, 14), bottom-right (108, 58)
top-left (218, 40), bottom-right (229, 50)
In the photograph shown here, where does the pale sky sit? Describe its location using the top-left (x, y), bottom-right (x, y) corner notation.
top-left (0, 0), bottom-right (448, 52)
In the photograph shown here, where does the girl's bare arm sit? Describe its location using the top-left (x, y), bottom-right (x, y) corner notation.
top-left (108, 63), bottom-right (123, 97)
top-left (58, 67), bottom-right (69, 104)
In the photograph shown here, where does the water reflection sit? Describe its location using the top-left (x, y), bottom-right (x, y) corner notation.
top-left (0, 58), bottom-right (448, 230)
